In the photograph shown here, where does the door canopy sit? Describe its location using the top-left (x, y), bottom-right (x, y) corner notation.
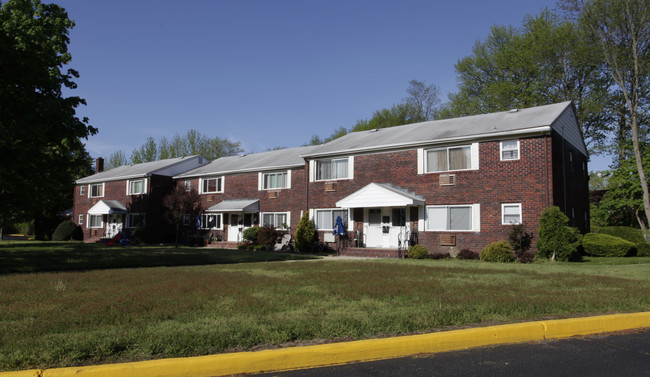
top-left (335, 183), bottom-right (425, 208)
top-left (206, 199), bottom-right (260, 213)
top-left (87, 200), bottom-right (127, 215)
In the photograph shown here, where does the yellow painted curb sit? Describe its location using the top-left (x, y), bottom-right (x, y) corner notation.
top-left (3, 312), bottom-right (649, 377)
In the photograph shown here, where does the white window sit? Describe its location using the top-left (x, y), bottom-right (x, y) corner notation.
top-left (315, 209), bottom-right (348, 230)
top-left (89, 183), bottom-right (104, 198)
top-left (261, 212), bottom-right (289, 229)
top-left (500, 140), bottom-right (520, 160)
top-left (199, 213), bottom-right (222, 229)
top-left (184, 180), bottom-right (191, 192)
top-left (126, 213), bottom-right (145, 228)
top-left (88, 214), bottom-right (102, 228)
top-left (127, 179), bottom-right (146, 195)
top-left (78, 214), bottom-right (83, 225)
top-left (261, 171), bottom-right (289, 190)
top-left (316, 158), bottom-right (349, 181)
top-left (424, 144), bottom-right (475, 173)
top-left (200, 177), bottom-right (223, 193)
top-left (502, 203), bottom-right (522, 225)
top-left (79, 186), bottom-right (85, 196)
top-left (425, 205), bottom-right (479, 231)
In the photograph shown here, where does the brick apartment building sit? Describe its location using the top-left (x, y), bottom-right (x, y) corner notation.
top-left (73, 101), bottom-right (588, 256)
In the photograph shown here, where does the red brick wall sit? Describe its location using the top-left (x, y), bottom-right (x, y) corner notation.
top-left (72, 176), bottom-right (174, 243)
top-left (307, 136), bottom-right (560, 254)
top-left (184, 167), bottom-right (308, 241)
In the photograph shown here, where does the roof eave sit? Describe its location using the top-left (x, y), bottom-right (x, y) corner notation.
top-left (301, 126), bottom-right (552, 159)
top-left (174, 163), bottom-right (306, 179)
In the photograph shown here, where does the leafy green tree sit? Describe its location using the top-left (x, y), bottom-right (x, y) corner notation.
top-left (0, 0), bottom-right (96, 239)
top-left (106, 150), bottom-right (128, 170)
top-left (305, 80), bottom-right (440, 145)
top-left (566, 0), bottom-right (650, 237)
top-left (594, 155), bottom-right (649, 231)
top-left (162, 183), bottom-right (203, 246)
top-left (134, 130), bottom-right (243, 161)
top-left (404, 79), bottom-right (440, 121)
top-left (130, 136), bottom-right (157, 164)
top-left (439, 10), bottom-right (612, 154)
top-left (536, 206), bottom-right (582, 261)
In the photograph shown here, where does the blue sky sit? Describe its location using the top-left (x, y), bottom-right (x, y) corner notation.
top-left (54, 0), bottom-right (611, 171)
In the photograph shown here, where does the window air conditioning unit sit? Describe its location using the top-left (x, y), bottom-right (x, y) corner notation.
top-left (325, 182), bottom-right (337, 192)
top-left (268, 190), bottom-right (279, 199)
top-left (440, 234), bottom-right (456, 246)
top-left (439, 174), bottom-right (456, 186)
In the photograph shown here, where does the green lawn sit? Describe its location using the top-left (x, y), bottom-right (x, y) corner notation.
top-left (1, 242), bottom-right (649, 371)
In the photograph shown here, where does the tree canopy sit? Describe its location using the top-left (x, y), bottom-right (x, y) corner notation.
top-left (0, 0), bottom-right (96, 237)
top-left (131, 130), bottom-right (243, 164)
top-left (306, 80), bottom-right (441, 145)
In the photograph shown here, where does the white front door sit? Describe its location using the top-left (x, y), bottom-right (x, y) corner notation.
top-left (364, 208), bottom-right (407, 248)
top-left (105, 214), bottom-right (123, 239)
top-left (228, 214), bottom-right (243, 242)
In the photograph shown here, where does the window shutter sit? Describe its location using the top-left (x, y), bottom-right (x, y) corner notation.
top-left (348, 156), bottom-right (354, 180)
top-left (417, 148), bottom-right (424, 174)
top-left (471, 143), bottom-right (479, 170)
top-left (286, 170), bottom-right (291, 189)
top-left (258, 173), bottom-right (263, 191)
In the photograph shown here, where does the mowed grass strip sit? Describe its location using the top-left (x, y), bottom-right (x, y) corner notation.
top-left (1, 251), bottom-right (650, 372)
top-left (0, 242), bottom-right (318, 273)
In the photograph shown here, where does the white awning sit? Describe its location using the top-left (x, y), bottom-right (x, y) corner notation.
top-left (87, 200), bottom-right (127, 215)
top-left (336, 183), bottom-right (425, 208)
top-left (206, 199), bottom-right (259, 213)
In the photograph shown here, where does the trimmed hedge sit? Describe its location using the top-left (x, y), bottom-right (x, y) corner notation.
top-left (52, 221), bottom-right (82, 241)
top-left (479, 240), bottom-right (515, 262)
top-left (582, 233), bottom-right (637, 257)
top-left (592, 226), bottom-right (650, 257)
top-left (407, 244), bottom-right (429, 259)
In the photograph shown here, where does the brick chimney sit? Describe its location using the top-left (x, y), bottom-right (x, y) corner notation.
top-left (95, 157), bottom-right (104, 174)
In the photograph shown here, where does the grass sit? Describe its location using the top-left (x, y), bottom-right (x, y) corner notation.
top-left (0, 241), bottom-right (318, 273)
top-left (1, 242), bottom-right (649, 371)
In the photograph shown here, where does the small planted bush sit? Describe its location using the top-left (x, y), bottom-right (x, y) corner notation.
top-left (52, 221), bottom-right (81, 241)
top-left (457, 248), bottom-right (479, 260)
top-left (592, 226), bottom-right (650, 257)
top-left (508, 224), bottom-right (534, 261)
top-left (294, 212), bottom-right (317, 252)
top-left (257, 225), bottom-right (279, 248)
top-left (407, 244), bottom-right (429, 259)
top-left (243, 226), bottom-right (260, 244)
top-left (430, 252), bottom-right (450, 260)
top-left (582, 233), bottom-right (637, 257)
top-left (536, 206), bottom-right (582, 261)
top-left (480, 240), bottom-right (516, 262)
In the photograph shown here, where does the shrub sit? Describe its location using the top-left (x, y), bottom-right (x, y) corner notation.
top-left (480, 241), bottom-right (516, 262)
top-left (637, 243), bottom-right (650, 257)
top-left (407, 244), bottom-right (428, 259)
top-left (457, 248), bottom-right (479, 260)
top-left (518, 251), bottom-right (535, 263)
top-left (591, 226), bottom-right (646, 244)
top-left (582, 233), bottom-right (636, 257)
top-left (71, 225), bottom-right (84, 241)
top-left (508, 224), bottom-right (534, 259)
top-left (243, 226), bottom-right (260, 244)
top-left (257, 225), bottom-right (279, 248)
top-left (536, 206), bottom-right (582, 261)
top-left (294, 212), bottom-right (317, 252)
top-left (52, 221), bottom-right (79, 241)
top-left (592, 226), bottom-right (650, 257)
top-left (430, 252), bottom-right (450, 260)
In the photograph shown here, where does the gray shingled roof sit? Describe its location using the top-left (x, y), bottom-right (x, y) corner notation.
top-left (302, 101), bottom-right (575, 158)
top-left (176, 145), bottom-right (318, 178)
top-left (76, 155), bottom-right (206, 184)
